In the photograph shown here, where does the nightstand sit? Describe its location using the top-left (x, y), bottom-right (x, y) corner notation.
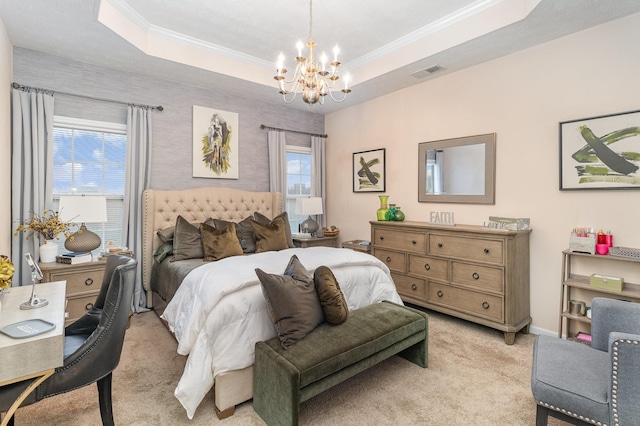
top-left (39, 261), bottom-right (106, 325)
top-left (292, 235), bottom-right (338, 248)
top-left (341, 239), bottom-right (371, 253)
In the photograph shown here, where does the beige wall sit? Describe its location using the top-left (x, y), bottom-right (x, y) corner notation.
top-left (0, 16), bottom-right (11, 256)
top-left (325, 13), bottom-right (640, 335)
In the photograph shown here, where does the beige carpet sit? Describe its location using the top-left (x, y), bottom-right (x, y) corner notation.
top-left (13, 308), bottom-right (571, 425)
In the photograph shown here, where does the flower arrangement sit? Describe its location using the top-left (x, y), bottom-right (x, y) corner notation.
top-left (15, 210), bottom-right (76, 241)
top-left (0, 255), bottom-right (13, 290)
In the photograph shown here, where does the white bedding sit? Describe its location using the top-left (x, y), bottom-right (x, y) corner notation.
top-left (161, 247), bottom-right (402, 419)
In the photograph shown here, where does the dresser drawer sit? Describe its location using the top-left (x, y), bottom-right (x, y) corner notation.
top-left (373, 248), bottom-right (406, 273)
top-left (66, 293), bottom-right (99, 323)
top-left (451, 262), bottom-right (504, 294)
top-left (392, 273), bottom-right (426, 300)
top-left (373, 228), bottom-right (426, 253)
top-left (52, 269), bottom-right (104, 295)
top-left (408, 255), bottom-right (448, 281)
top-left (429, 234), bottom-right (504, 264)
top-left (427, 282), bottom-right (504, 323)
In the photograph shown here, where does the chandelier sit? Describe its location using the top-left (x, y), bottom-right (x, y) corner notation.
top-left (274, 0), bottom-right (351, 105)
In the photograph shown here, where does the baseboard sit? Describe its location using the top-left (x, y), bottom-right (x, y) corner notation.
top-left (529, 325), bottom-right (556, 337)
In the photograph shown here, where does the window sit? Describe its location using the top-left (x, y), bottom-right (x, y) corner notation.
top-left (286, 146), bottom-right (312, 232)
top-left (52, 116), bottom-right (127, 254)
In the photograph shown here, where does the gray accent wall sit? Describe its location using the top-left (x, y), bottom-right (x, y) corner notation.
top-left (13, 48), bottom-right (324, 192)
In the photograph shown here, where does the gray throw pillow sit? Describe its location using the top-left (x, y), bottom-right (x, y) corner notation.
top-left (255, 255), bottom-right (324, 348)
top-left (254, 211), bottom-right (295, 248)
top-left (171, 216), bottom-right (214, 261)
top-left (157, 226), bottom-right (175, 244)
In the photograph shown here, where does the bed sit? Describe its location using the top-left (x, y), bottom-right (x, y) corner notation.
top-left (141, 187), bottom-right (402, 419)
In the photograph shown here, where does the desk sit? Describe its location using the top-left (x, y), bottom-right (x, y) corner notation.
top-left (0, 282), bottom-right (66, 425)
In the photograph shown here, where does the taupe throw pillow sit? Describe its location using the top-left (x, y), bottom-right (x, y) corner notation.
top-left (251, 216), bottom-right (289, 252)
top-left (254, 211), bottom-right (295, 248)
top-left (213, 216), bottom-right (257, 253)
top-left (201, 222), bottom-right (244, 261)
top-left (255, 255), bottom-right (324, 348)
top-left (314, 266), bottom-right (349, 325)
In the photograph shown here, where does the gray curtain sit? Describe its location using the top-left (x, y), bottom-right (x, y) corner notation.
top-left (268, 130), bottom-right (287, 210)
top-left (11, 88), bottom-right (55, 286)
top-left (311, 136), bottom-right (326, 228)
top-left (123, 105), bottom-right (152, 312)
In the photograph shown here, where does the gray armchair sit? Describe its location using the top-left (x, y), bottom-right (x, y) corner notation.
top-left (531, 297), bottom-right (640, 426)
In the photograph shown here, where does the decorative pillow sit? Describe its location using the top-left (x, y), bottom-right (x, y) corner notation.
top-left (254, 211), bottom-right (295, 248)
top-left (251, 216), bottom-right (289, 253)
top-left (153, 242), bottom-right (174, 263)
top-left (171, 216), bottom-right (214, 261)
top-left (255, 255), bottom-right (324, 348)
top-left (201, 222), bottom-right (244, 261)
top-left (314, 266), bottom-right (349, 325)
top-left (213, 216), bottom-right (257, 253)
top-left (157, 226), bottom-right (175, 244)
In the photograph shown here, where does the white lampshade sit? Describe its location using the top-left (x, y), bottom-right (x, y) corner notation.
top-left (58, 195), bottom-right (108, 224)
top-left (58, 195), bottom-right (107, 253)
top-left (295, 197), bottom-right (323, 216)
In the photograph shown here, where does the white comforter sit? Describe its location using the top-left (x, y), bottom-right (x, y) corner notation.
top-left (161, 247), bottom-right (402, 418)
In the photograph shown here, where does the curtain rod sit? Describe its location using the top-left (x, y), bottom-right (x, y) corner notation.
top-left (260, 124), bottom-right (327, 138)
top-left (11, 82), bottom-right (164, 111)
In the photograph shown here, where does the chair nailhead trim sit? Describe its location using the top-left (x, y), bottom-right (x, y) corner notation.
top-left (610, 339), bottom-right (639, 426)
top-left (538, 401), bottom-right (604, 425)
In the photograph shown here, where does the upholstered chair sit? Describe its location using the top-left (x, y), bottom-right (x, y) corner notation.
top-left (0, 255), bottom-right (137, 426)
top-left (531, 297), bottom-right (640, 425)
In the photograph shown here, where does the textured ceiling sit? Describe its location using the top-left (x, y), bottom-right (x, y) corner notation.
top-left (1, 0), bottom-right (639, 114)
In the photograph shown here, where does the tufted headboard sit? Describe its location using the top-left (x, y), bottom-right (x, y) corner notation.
top-left (141, 187), bottom-right (283, 307)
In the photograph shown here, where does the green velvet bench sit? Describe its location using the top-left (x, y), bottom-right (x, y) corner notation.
top-left (253, 301), bottom-right (428, 426)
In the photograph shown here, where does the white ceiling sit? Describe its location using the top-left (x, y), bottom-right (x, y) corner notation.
top-left (1, 0), bottom-right (640, 114)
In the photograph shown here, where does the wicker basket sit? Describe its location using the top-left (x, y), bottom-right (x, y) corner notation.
top-left (323, 229), bottom-right (340, 237)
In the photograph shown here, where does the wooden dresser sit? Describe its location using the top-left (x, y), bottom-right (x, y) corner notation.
top-left (371, 221), bottom-right (531, 344)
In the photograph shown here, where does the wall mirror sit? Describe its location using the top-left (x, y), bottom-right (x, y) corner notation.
top-left (418, 133), bottom-right (496, 204)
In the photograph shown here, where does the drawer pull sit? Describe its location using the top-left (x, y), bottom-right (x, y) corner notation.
top-left (85, 278), bottom-right (94, 286)
top-left (472, 272), bottom-right (480, 280)
top-left (484, 248), bottom-right (490, 254)
top-left (424, 263), bottom-right (431, 271)
top-left (482, 301), bottom-right (490, 309)
top-left (437, 243), bottom-right (443, 248)
top-left (386, 256), bottom-right (392, 263)
top-left (412, 240), bottom-right (417, 245)
top-left (85, 303), bottom-right (94, 311)
top-left (379, 236), bottom-right (384, 241)
top-left (411, 283), bottom-right (417, 291)
top-left (437, 290), bottom-right (443, 298)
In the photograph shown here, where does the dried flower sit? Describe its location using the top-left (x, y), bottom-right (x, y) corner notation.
top-left (0, 255), bottom-right (13, 289)
top-left (14, 210), bottom-right (76, 241)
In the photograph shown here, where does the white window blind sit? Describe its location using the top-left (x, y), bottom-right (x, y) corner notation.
top-left (52, 116), bottom-right (127, 254)
top-left (286, 146), bottom-right (312, 232)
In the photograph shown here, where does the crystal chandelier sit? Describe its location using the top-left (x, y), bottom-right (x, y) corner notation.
top-left (274, 0), bottom-right (351, 105)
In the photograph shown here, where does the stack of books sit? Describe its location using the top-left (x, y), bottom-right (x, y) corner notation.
top-left (56, 252), bottom-right (93, 265)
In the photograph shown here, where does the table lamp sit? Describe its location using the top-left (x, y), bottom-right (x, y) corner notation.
top-left (58, 195), bottom-right (108, 253)
top-left (295, 197), bottom-right (323, 236)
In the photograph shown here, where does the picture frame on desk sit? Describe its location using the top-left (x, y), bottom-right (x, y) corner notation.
top-left (559, 109), bottom-right (640, 190)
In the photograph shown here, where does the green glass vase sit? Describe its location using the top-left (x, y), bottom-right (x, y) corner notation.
top-left (393, 206), bottom-right (405, 222)
top-left (377, 195), bottom-right (390, 221)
